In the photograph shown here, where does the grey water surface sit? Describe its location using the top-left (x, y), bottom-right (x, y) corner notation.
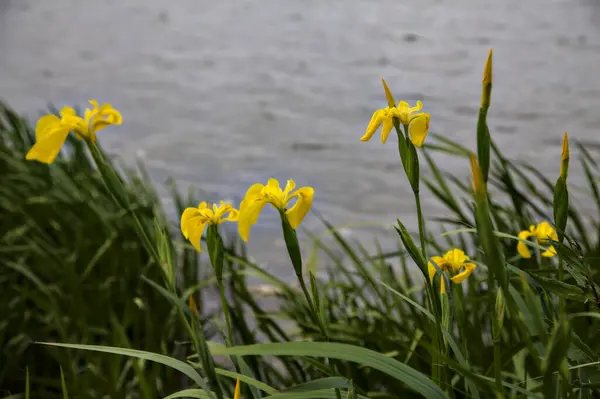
top-left (1, 0), bottom-right (600, 277)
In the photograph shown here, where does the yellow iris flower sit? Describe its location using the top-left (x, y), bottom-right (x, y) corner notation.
top-left (238, 178), bottom-right (314, 242)
top-left (180, 201), bottom-right (239, 252)
top-left (517, 221), bottom-right (558, 259)
top-left (361, 100), bottom-right (430, 147)
top-left (428, 249), bottom-right (477, 293)
top-left (25, 100), bottom-right (122, 164)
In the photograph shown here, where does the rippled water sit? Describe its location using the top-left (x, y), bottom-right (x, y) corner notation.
top-left (2, 0), bottom-right (600, 275)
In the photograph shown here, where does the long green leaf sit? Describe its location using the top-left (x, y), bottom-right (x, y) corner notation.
top-left (210, 342), bottom-right (446, 399)
top-left (37, 343), bottom-right (211, 394)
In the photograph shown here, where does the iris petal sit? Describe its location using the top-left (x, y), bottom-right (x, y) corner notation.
top-left (26, 116), bottom-right (71, 164)
top-left (451, 263), bottom-right (477, 284)
top-left (408, 114), bottom-right (430, 147)
top-left (428, 256), bottom-right (445, 282)
top-left (380, 118), bottom-right (393, 144)
top-left (238, 197), bottom-right (268, 242)
top-left (180, 208), bottom-right (207, 252)
top-left (361, 110), bottom-right (384, 142)
top-left (285, 186), bottom-right (314, 229)
top-left (517, 230), bottom-right (532, 258)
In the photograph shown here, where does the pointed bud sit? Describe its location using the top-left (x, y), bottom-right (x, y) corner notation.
top-left (483, 48), bottom-right (493, 86)
top-left (493, 289), bottom-right (506, 341)
top-left (470, 154), bottom-right (485, 200)
top-left (560, 132), bottom-right (569, 181)
top-left (233, 378), bottom-right (241, 399)
top-left (481, 48), bottom-right (493, 109)
top-left (188, 296), bottom-right (199, 317)
top-left (382, 78), bottom-right (396, 108)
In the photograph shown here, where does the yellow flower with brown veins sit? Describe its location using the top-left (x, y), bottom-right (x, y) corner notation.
top-left (517, 221), bottom-right (558, 258)
top-left (428, 249), bottom-right (477, 293)
top-left (26, 100), bottom-right (122, 164)
top-left (180, 201), bottom-right (239, 252)
top-left (238, 178), bottom-right (314, 242)
top-left (360, 79), bottom-right (430, 147)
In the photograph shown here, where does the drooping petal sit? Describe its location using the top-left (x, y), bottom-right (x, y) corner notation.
top-left (180, 207), bottom-right (207, 252)
top-left (380, 118), bottom-right (394, 144)
top-left (239, 184), bottom-right (264, 213)
top-left (408, 113), bottom-right (430, 147)
top-left (34, 114), bottom-right (61, 140)
top-left (59, 107), bottom-right (85, 132)
top-left (451, 262), bottom-right (477, 284)
top-left (428, 256), bottom-right (445, 282)
top-left (541, 246), bottom-right (557, 258)
top-left (26, 118), bottom-right (71, 164)
top-left (517, 230), bottom-right (532, 258)
top-left (286, 186), bottom-right (314, 229)
top-left (238, 197), bottom-right (268, 242)
top-left (361, 110), bottom-right (384, 142)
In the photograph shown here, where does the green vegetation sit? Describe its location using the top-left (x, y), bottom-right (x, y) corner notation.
top-left (3, 50), bottom-right (600, 398)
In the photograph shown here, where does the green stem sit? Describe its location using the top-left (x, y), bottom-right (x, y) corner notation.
top-left (414, 191), bottom-right (427, 260)
top-left (218, 280), bottom-right (234, 346)
top-left (493, 336), bottom-right (502, 395)
top-left (297, 272), bottom-right (323, 333)
top-left (558, 257), bottom-right (565, 315)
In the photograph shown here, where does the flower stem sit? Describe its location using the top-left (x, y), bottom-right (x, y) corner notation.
top-left (218, 280), bottom-right (234, 346)
top-left (414, 191), bottom-right (427, 260)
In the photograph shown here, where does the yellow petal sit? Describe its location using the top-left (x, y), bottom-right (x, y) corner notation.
top-left (240, 184), bottom-right (264, 212)
top-left (541, 246), bottom-right (557, 258)
top-left (180, 207), bottom-right (207, 252)
top-left (59, 106), bottom-right (76, 118)
top-left (380, 118), bottom-right (393, 144)
top-left (223, 208), bottom-right (239, 222)
top-left (233, 378), bottom-right (241, 399)
top-left (26, 117), bottom-right (71, 164)
top-left (238, 184), bottom-right (268, 242)
top-left (409, 100), bottom-right (423, 114)
top-left (428, 256), bottom-right (445, 282)
top-left (91, 103), bottom-right (123, 136)
top-left (361, 110), bottom-right (383, 142)
top-left (238, 198), bottom-right (268, 242)
top-left (408, 114), bottom-right (430, 147)
top-left (381, 78), bottom-right (396, 108)
top-left (33, 114), bottom-right (60, 140)
top-left (451, 262), bottom-right (476, 284)
top-left (283, 179), bottom-right (296, 197)
top-left (286, 186), bottom-right (314, 229)
top-left (535, 221), bottom-right (557, 244)
top-left (517, 230), bottom-right (532, 258)
top-left (397, 101), bottom-right (409, 113)
top-left (440, 278), bottom-right (446, 294)
top-left (443, 248), bottom-right (469, 271)
top-left (84, 100), bottom-right (99, 124)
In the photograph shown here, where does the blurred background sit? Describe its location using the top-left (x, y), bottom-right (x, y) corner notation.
top-left (1, 0), bottom-right (600, 276)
